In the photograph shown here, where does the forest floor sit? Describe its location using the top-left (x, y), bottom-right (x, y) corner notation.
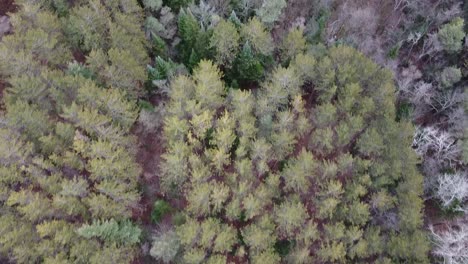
top-left (0, 0), bottom-right (16, 16)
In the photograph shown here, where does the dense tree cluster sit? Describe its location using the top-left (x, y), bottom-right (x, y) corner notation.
top-left (0, 0), bottom-right (147, 262)
top-left (158, 39), bottom-right (428, 262)
top-left (2, 0), bottom-right (461, 263)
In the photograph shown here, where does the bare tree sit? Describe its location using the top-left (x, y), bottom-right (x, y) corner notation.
top-left (413, 126), bottom-right (461, 166)
top-left (435, 172), bottom-right (468, 210)
top-left (429, 221), bottom-right (468, 264)
top-left (429, 89), bottom-right (463, 114)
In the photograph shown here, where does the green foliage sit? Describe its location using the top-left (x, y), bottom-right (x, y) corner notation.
top-left (6, 100), bottom-right (51, 142)
top-left (160, 44), bottom-right (428, 262)
top-left (163, 0), bottom-right (192, 12)
top-left (274, 239), bottom-right (294, 257)
top-left (177, 9), bottom-right (213, 69)
top-left (151, 34), bottom-right (168, 56)
top-left (241, 17), bottom-right (274, 55)
top-left (387, 43), bottom-right (401, 59)
top-left (438, 17), bottom-right (465, 53)
top-left (76, 219), bottom-right (142, 245)
top-left (232, 42), bottom-right (264, 83)
top-left (148, 56), bottom-right (180, 81)
top-left (0, 0), bottom-right (146, 262)
top-left (151, 200), bottom-right (173, 223)
top-left (282, 27), bottom-right (308, 61)
top-left (0, 1), bottom-right (432, 262)
top-left (211, 19), bottom-right (240, 66)
top-left (396, 101), bottom-right (412, 121)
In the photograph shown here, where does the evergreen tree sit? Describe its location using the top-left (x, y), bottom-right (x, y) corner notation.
top-left (233, 42), bottom-right (264, 83)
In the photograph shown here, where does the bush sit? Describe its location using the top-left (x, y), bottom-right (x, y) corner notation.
top-left (151, 200), bottom-right (172, 223)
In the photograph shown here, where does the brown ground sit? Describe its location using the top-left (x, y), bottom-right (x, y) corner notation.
top-left (0, 0), bottom-right (17, 15)
top-left (132, 120), bottom-right (165, 225)
top-left (272, 0), bottom-right (314, 43)
top-left (131, 120), bottom-right (165, 264)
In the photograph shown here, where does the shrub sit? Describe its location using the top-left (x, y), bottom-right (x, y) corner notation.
top-left (151, 200), bottom-right (172, 223)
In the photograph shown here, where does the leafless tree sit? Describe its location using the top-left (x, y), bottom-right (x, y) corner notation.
top-left (429, 89), bottom-right (463, 114)
top-left (413, 126), bottom-right (461, 166)
top-left (429, 221), bottom-right (468, 264)
top-left (435, 172), bottom-right (468, 210)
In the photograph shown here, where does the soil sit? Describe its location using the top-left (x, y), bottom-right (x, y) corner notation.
top-left (130, 109), bottom-right (164, 264)
top-left (0, 0), bottom-right (17, 16)
top-left (0, 80), bottom-right (5, 109)
top-left (272, 0), bottom-right (314, 43)
top-left (131, 121), bottom-right (165, 225)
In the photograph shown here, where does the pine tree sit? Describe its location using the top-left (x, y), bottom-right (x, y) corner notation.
top-left (76, 219), bottom-right (141, 245)
top-left (234, 42), bottom-right (264, 83)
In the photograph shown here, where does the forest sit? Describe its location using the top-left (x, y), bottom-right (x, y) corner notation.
top-left (0, 0), bottom-right (466, 263)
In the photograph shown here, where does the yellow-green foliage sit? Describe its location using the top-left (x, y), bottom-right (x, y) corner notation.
top-left (161, 45), bottom-right (428, 263)
top-left (0, 1), bottom-right (147, 263)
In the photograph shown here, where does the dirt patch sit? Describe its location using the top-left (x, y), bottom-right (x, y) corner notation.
top-left (272, 0), bottom-right (314, 43)
top-left (0, 80), bottom-right (6, 110)
top-left (132, 122), bottom-right (165, 224)
top-left (0, 0), bottom-right (17, 16)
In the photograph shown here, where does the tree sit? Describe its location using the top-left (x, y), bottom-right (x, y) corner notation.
top-left (156, 44), bottom-right (428, 262)
top-left (283, 148), bottom-right (315, 193)
top-left (242, 216), bottom-right (277, 252)
top-left (186, 183), bottom-right (212, 216)
top-left (256, 0), bottom-right (286, 25)
top-left (429, 222), bottom-right (468, 264)
top-left (281, 27), bottom-right (307, 61)
top-left (163, 0), bottom-right (192, 12)
top-left (177, 9), bottom-right (213, 69)
top-left (105, 48), bottom-right (146, 99)
top-left (211, 19), bottom-right (240, 66)
top-left (413, 126), bottom-right (461, 165)
top-left (66, 0), bottom-right (109, 51)
top-left (438, 17), bottom-right (465, 53)
top-left (76, 219), bottom-right (142, 245)
top-left (275, 200), bottom-right (308, 237)
top-left (213, 225), bottom-right (237, 253)
top-left (150, 229), bottom-right (180, 263)
top-left (233, 42), bottom-right (264, 82)
top-left (7, 105), bottom-right (49, 145)
top-left (240, 17), bottom-right (274, 55)
top-left (439, 66), bottom-right (462, 89)
top-left (193, 59), bottom-right (225, 109)
top-left (317, 241), bottom-right (346, 263)
top-left (435, 172), bottom-right (468, 210)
